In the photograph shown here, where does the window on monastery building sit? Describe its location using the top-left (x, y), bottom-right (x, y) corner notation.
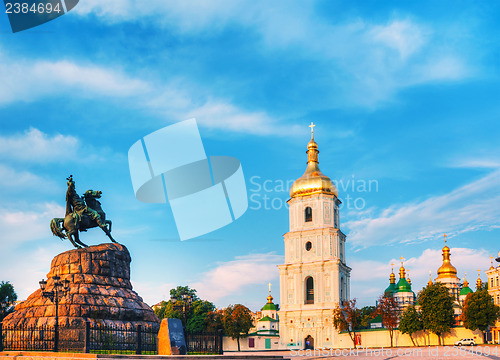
top-left (305, 207), bottom-right (312, 222)
top-left (496, 276), bottom-right (499, 287)
top-left (340, 277), bottom-right (344, 301)
top-left (305, 241), bottom-right (312, 251)
top-left (491, 279), bottom-right (494, 288)
top-left (305, 276), bottom-right (314, 304)
top-left (249, 338), bottom-right (255, 348)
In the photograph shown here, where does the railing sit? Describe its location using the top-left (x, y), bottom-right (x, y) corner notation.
top-left (1, 322), bottom-right (222, 355)
top-left (186, 330), bottom-right (224, 355)
top-left (1, 323), bottom-right (54, 351)
top-left (1, 322), bottom-right (156, 354)
top-left (88, 323), bottom-right (157, 354)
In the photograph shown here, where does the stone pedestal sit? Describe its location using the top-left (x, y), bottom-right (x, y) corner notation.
top-left (2, 243), bottom-right (160, 329)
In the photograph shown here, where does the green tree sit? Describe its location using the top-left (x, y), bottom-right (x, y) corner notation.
top-left (358, 306), bottom-right (376, 329)
top-left (0, 281), bottom-right (17, 321)
top-left (205, 308), bottom-right (224, 332)
top-left (223, 304), bottom-right (253, 351)
top-left (462, 289), bottom-right (500, 343)
top-left (170, 286), bottom-right (199, 301)
top-left (332, 299), bottom-right (361, 347)
top-left (418, 282), bottom-right (455, 345)
top-left (398, 305), bottom-right (423, 346)
top-left (375, 295), bottom-right (399, 347)
top-left (153, 286), bottom-right (215, 333)
top-left (187, 300), bottom-right (216, 333)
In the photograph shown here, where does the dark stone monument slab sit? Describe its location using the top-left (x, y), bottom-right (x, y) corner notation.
top-left (157, 318), bottom-right (187, 355)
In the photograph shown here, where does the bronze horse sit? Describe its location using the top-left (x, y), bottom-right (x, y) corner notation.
top-left (50, 177), bottom-right (116, 248)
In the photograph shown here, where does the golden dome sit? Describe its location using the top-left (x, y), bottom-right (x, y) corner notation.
top-left (477, 270), bottom-right (482, 288)
top-left (428, 271), bottom-right (433, 286)
top-left (436, 237), bottom-right (458, 280)
top-left (289, 123), bottom-right (338, 198)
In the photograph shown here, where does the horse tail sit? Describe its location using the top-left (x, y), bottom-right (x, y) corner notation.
top-left (50, 218), bottom-right (66, 239)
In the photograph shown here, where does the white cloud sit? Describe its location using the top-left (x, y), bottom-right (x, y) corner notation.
top-left (0, 202), bottom-right (65, 250)
top-left (370, 20), bottom-right (428, 59)
top-left (345, 170), bottom-right (500, 248)
top-left (0, 56), bottom-right (149, 105)
top-left (191, 253), bottom-right (282, 303)
top-left (73, 3), bottom-right (474, 107)
top-left (130, 280), bottom-right (176, 307)
top-left (1, 243), bottom-right (69, 302)
top-left (0, 128), bottom-right (79, 162)
top-left (0, 164), bottom-right (58, 190)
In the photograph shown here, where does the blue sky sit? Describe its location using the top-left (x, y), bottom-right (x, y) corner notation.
top-left (1, 1), bottom-right (500, 310)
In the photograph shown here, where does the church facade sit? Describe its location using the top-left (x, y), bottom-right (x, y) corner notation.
top-left (278, 124), bottom-right (351, 350)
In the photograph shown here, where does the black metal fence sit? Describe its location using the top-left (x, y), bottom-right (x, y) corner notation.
top-left (88, 323), bottom-right (157, 354)
top-left (186, 330), bottom-right (224, 355)
top-left (0, 324), bottom-right (55, 351)
top-left (1, 322), bottom-right (223, 355)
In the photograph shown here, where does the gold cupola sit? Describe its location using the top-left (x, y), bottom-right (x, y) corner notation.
top-left (428, 271), bottom-right (433, 286)
top-left (436, 234), bottom-right (458, 280)
top-left (477, 270), bottom-right (483, 289)
top-left (289, 122), bottom-right (338, 199)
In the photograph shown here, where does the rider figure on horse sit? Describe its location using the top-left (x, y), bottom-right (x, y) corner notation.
top-left (66, 175), bottom-right (107, 230)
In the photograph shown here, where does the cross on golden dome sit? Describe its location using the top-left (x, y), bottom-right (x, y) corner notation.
top-left (309, 122), bottom-right (315, 138)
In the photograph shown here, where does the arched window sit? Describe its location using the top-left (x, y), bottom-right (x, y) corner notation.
top-left (340, 277), bottom-right (344, 301)
top-left (305, 277), bottom-right (314, 304)
top-left (305, 207), bottom-right (312, 222)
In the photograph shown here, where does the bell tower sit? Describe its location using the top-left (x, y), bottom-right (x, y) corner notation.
top-left (278, 123), bottom-right (351, 350)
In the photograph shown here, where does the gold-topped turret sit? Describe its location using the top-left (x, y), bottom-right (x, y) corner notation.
top-left (389, 263), bottom-right (396, 284)
top-left (406, 269), bottom-right (412, 285)
top-left (267, 282), bottom-right (273, 303)
top-left (289, 123), bottom-right (338, 198)
top-left (428, 270), bottom-right (433, 286)
top-left (436, 234), bottom-right (458, 280)
top-left (399, 257), bottom-right (406, 279)
top-left (463, 272), bottom-right (469, 288)
top-left (477, 270), bottom-right (483, 289)
top-left (490, 256), bottom-right (495, 270)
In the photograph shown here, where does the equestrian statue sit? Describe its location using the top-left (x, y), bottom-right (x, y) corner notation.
top-left (50, 175), bottom-right (117, 248)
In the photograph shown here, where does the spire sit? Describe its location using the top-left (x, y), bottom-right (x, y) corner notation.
top-left (436, 233), bottom-right (458, 279)
top-left (307, 122), bottom-right (319, 164)
top-left (289, 123), bottom-right (338, 198)
top-left (476, 269), bottom-right (483, 289)
top-left (428, 270), bottom-right (433, 286)
top-left (490, 256), bottom-right (495, 270)
top-left (463, 272), bottom-right (469, 287)
top-left (389, 262), bottom-right (396, 284)
top-left (399, 256), bottom-right (406, 279)
top-left (267, 282), bottom-right (273, 303)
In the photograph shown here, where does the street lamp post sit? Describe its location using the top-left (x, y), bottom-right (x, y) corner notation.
top-left (171, 294), bottom-right (193, 330)
top-left (39, 275), bottom-right (70, 352)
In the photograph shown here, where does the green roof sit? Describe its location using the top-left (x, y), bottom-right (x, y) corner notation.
top-left (396, 278), bottom-right (412, 292)
top-left (460, 286), bottom-right (473, 296)
top-left (385, 283), bottom-right (397, 296)
top-left (259, 316), bottom-right (278, 322)
top-left (262, 302), bottom-right (277, 311)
